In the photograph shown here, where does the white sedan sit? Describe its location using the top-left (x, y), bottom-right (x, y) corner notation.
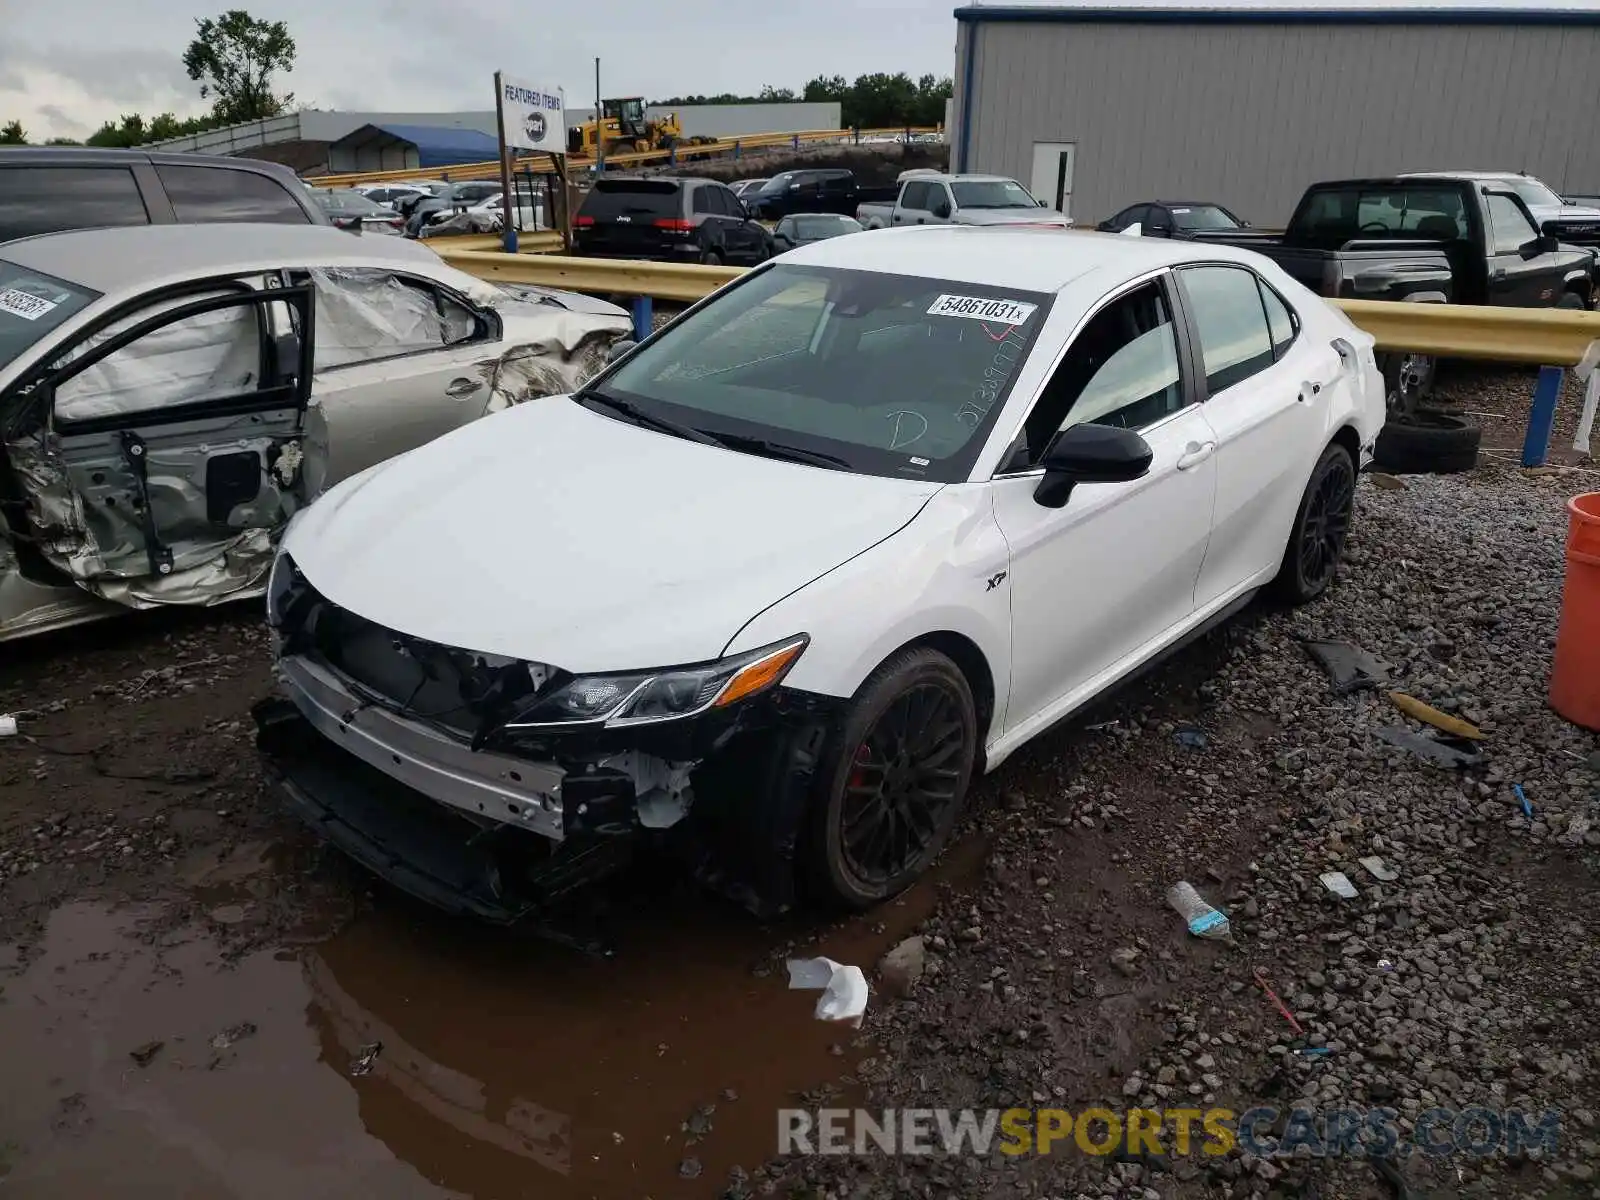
top-left (0, 223), bottom-right (630, 642)
top-left (258, 226), bottom-right (1385, 922)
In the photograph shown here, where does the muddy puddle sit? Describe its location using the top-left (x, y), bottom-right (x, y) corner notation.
top-left (0, 842), bottom-right (984, 1198)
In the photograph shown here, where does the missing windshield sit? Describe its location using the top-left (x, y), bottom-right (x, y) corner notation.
top-left (588, 264), bottom-right (1052, 483)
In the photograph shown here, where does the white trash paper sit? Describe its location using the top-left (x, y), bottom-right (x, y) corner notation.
top-left (0, 714), bottom-right (16, 737)
top-left (1572, 339), bottom-right (1600, 455)
top-left (786, 956), bottom-right (869, 1028)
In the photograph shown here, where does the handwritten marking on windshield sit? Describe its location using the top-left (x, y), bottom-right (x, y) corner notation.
top-left (888, 409), bottom-right (929, 450)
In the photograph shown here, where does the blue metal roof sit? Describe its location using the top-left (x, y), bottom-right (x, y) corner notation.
top-left (330, 123), bottom-right (502, 168)
top-left (954, 4), bottom-right (1600, 23)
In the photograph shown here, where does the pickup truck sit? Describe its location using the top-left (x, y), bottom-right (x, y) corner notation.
top-left (855, 173), bottom-right (1070, 230)
top-left (1202, 175), bottom-right (1598, 418)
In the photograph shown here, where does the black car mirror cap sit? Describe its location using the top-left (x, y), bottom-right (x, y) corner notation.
top-left (604, 339), bottom-right (638, 365)
top-left (1032, 423), bottom-right (1154, 509)
top-left (1523, 233), bottom-right (1562, 256)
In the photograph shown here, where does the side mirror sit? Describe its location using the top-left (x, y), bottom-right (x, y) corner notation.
top-left (1033, 423), bottom-right (1153, 509)
top-left (1146, 221), bottom-right (1174, 238)
top-left (932, 201), bottom-right (952, 219)
top-left (1096, 219), bottom-right (1115, 232)
top-left (1523, 234), bottom-right (1561, 257)
top-left (333, 215), bottom-right (362, 232)
top-left (605, 339), bottom-right (637, 365)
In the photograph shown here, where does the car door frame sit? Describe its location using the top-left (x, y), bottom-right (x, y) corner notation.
top-left (0, 276), bottom-right (315, 584)
top-left (1482, 187), bottom-right (1564, 307)
top-left (982, 266), bottom-right (1220, 749)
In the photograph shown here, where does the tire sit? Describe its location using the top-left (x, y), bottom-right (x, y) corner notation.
top-left (1271, 441), bottom-right (1356, 605)
top-left (1379, 351), bottom-right (1437, 419)
top-left (1372, 411), bottom-right (1481, 475)
top-left (803, 647), bottom-right (978, 911)
top-left (699, 248), bottom-right (723, 266)
top-left (1558, 290), bottom-right (1589, 311)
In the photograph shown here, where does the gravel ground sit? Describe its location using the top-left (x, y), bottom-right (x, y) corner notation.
top-left (760, 459), bottom-right (1600, 1198)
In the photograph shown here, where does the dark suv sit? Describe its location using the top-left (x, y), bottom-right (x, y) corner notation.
top-left (0, 146), bottom-right (327, 243)
top-left (749, 169), bottom-right (859, 220)
top-left (573, 177), bottom-right (772, 265)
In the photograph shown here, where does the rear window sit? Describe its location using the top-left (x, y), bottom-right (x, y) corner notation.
top-left (1169, 205), bottom-right (1240, 231)
top-left (1294, 186), bottom-right (1468, 243)
top-left (0, 260), bottom-right (100, 370)
top-left (594, 263), bottom-right (1054, 482)
top-left (0, 166), bottom-right (150, 242)
top-left (579, 180), bottom-right (682, 219)
top-left (156, 165), bottom-right (312, 224)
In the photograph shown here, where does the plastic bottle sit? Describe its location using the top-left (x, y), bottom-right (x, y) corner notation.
top-left (1167, 881), bottom-right (1231, 939)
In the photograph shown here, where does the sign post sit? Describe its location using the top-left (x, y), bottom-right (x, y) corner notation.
top-left (495, 71), bottom-right (566, 255)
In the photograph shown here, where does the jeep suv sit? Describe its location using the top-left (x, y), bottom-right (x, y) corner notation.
top-left (573, 176), bottom-right (772, 265)
top-left (0, 146), bottom-right (327, 243)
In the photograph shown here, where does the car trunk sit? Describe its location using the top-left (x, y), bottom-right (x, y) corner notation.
top-left (576, 179), bottom-right (682, 256)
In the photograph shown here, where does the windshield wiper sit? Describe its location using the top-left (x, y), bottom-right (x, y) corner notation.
top-left (709, 432), bottom-right (852, 470)
top-left (577, 390), bottom-right (723, 446)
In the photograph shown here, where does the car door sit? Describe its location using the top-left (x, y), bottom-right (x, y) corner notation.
top-left (1, 280), bottom-right (314, 601)
top-left (894, 181), bottom-right (932, 226)
top-left (988, 273), bottom-right (1218, 734)
top-left (711, 185), bottom-right (765, 263)
top-left (1177, 263), bottom-right (1331, 611)
top-left (286, 266), bottom-right (503, 492)
top-left (1483, 190), bottom-right (1561, 307)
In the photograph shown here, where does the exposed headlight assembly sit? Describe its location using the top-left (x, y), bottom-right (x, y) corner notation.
top-left (504, 635), bottom-right (809, 730)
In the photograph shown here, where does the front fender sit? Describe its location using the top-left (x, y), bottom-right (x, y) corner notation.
top-left (722, 485), bottom-right (1013, 749)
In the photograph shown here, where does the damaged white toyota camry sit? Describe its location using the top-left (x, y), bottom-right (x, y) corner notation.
top-left (0, 223), bottom-right (629, 642)
top-left (257, 226), bottom-right (1384, 926)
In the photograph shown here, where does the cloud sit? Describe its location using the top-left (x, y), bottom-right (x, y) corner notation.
top-left (1, 0), bottom-right (957, 140)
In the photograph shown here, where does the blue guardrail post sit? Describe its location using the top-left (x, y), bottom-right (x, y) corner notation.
top-left (631, 296), bottom-right (652, 341)
top-left (501, 226), bottom-right (519, 254)
top-left (1522, 365), bottom-right (1566, 467)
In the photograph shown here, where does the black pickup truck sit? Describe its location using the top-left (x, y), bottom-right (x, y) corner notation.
top-left (1204, 175), bottom-right (1598, 418)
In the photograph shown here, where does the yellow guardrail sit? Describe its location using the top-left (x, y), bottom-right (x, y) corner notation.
top-left (426, 231), bottom-right (565, 254)
top-left (433, 245), bottom-right (1600, 367)
top-left (316, 127), bottom-right (941, 189)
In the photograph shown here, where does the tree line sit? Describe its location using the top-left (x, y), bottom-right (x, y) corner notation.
top-left (1, 8), bottom-right (295, 147)
top-left (656, 73), bottom-right (953, 131)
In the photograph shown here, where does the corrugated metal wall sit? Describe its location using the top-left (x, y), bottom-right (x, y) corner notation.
top-left (959, 18), bottom-right (1600, 224)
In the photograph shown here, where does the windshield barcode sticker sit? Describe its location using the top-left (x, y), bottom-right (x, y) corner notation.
top-left (927, 294), bottom-right (1036, 325)
top-left (0, 288), bottom-right (58, 321)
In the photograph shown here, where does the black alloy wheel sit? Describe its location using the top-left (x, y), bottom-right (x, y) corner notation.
top-left (807, 648), bottom-right (977, 909)
top-left (1272, 442), bottom-right (1356, 605)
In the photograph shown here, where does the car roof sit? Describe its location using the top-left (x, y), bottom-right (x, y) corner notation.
top-left (0, 145), bottom-right (299, 177)
top-left (782, 225), bottom-right (1274, 291)
top-left (0, 223), bottom-right (447, 294)
top-left (1398, 170), bottom-right (1524, 181)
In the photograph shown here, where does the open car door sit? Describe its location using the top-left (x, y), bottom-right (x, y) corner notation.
top-left (0, 280), bottom-right (316, 609)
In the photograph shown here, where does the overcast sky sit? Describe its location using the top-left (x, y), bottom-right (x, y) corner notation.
top-left (2, 0), bottom-right (960, 140)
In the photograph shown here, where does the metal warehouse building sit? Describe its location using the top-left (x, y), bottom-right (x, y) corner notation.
top-left (949, 2), bottom-right (1600, 225)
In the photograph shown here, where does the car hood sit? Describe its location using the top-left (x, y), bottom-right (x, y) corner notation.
top-left (1528, 202), bottom-right (1600, 224)
top-left (283, 397), bottom-right (943, 672)
top-left (957, 208), bottom-right (1071, 227)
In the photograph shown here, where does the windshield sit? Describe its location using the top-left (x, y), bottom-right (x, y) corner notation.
top-left (1505, 177), bottom-right (1563, 208)
top-left (950, 180), bottom-right (1038, 209)
top-left (316, 189), bottom-right (391, 216)
top-left (1168, 204), bottom-right (1240, 230)
top-left (589, 264), bottom-right (1053, 482)
top-left (0, 262), bottom-right (100, 371)
top-left (794, 215), bottom-right (861, 237)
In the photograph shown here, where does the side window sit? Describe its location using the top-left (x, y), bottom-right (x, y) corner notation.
top-left (1019, 281), bottom-right (1184, 463)
top-left (1258, 279), bottom-right (1298, 359)
top-left (0, 166), bottom-right (150, 241)
top-left (692, 187), bottom-right (716, 216)
top-left (901, 182), bottom-right (931, 211)
top-left (52, 289), bottom-right (267, 424)
top-left (306, 268), bottom-right (482, 370)
top-left (1485, 193), bottom-right (1538, 255)
top-left (1179, 265), bottom-right (1276, 393)
top-left (713, 187), bottom-right (741, 216)
top-left (156, 166), bottom-right (311, 224)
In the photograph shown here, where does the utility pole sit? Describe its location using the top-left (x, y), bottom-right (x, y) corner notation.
top-left (594, 57), bottom-right (603, 173)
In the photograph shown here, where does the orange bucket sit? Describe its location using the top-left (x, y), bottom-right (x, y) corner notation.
top-left (1549, 491), bottom-right (1600, 730)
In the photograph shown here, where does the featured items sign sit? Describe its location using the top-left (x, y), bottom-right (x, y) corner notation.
top-left (499, 75), bottom-right (565, 154)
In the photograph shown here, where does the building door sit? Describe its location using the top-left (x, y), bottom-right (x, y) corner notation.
top-left (1030, 141), bottom-right (1076, 218)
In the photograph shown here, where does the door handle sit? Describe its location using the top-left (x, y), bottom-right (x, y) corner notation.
top-left (1492, 268), bottom-right (1507, 280)
top-left (1176, 440), bottom-right (1217, 470)
top-left (445, 376), bottom-right (484, 398)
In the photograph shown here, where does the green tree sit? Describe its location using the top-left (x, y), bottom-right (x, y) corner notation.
top-left (0, 119), bottom-right (26, 144)
top-left (86, 113), bottom-right (147, 148)
top-left (182, 9), bottom-right (296, 123)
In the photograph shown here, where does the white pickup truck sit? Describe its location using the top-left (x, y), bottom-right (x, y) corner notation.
top-left (856, 172), bottom-right (1070, 231)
